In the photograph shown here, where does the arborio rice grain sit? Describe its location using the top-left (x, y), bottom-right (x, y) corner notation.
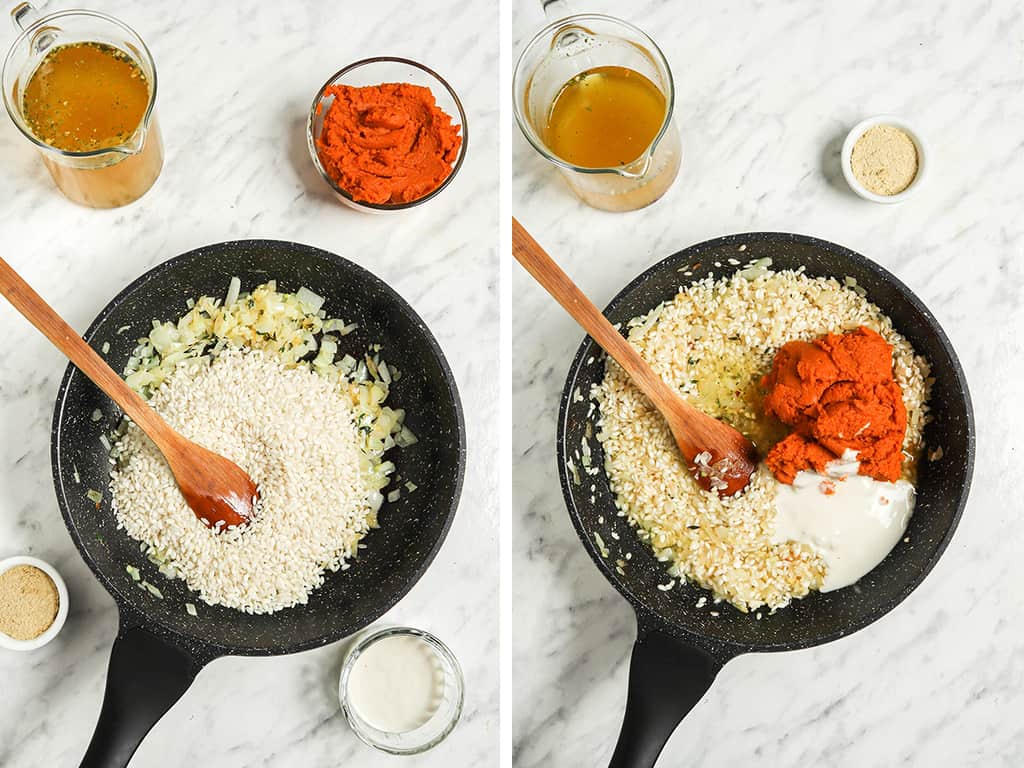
top-left (594, 269), bottom-right (931, 612)
top-left (110, 348), bottom-right (376, 614)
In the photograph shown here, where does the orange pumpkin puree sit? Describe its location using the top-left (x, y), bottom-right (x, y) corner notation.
top-left (762, 326), bottom-right (907, 484)
top-left (316, 83), bottom-right (461, 205)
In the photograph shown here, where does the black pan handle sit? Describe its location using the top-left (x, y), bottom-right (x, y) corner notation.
top-left (80, 617), bottom-right (207, 768)
top-left (608, 615), bottom-right (730, 768)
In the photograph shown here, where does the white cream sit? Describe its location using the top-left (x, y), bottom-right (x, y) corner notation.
top-left (771, 451), bottom-right (914, 592)
top-left (347, 634), bottom-right (444, 733)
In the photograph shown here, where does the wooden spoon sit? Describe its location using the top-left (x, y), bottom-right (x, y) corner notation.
top-left (0, 256), bottom-right (256, 529)
top-left (512, 218), bottom-right (758, 496)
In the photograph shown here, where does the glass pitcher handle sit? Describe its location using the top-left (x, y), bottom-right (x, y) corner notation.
top-left (541, 0), bottom-right (572, 21)
top-left (11, 1), bottom-right (44, 32)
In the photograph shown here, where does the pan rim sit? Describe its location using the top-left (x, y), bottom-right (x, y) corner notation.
top-left (557, 230), bottom-right (975, 656)
top-left (50, 238), bottom-right (467, 658)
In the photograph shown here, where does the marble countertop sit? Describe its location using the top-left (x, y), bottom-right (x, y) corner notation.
top-left (0, 1), bottom-right (497, 766)
top-left (511, 1), bottom-right (1023, 766)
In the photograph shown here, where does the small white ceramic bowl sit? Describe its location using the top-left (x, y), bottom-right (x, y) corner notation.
top-left (0, 556), bottom-right (69, 651)
top-left (841, 115), bottom-right (927, 204)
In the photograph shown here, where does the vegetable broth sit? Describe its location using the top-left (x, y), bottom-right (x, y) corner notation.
top-left (22, 41), bottom-right (149, 152)
top-left (543, 65), bottom-right (666, 168)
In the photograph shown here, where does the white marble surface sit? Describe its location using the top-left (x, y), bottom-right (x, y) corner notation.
top-left (0, 1), bottom-right (497, 766)
top-left (512, 1), bottom-right (1024, 766)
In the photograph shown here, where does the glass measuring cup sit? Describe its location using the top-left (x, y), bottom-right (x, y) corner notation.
top-left (513, 12), bottom-right (681, 212)
top-left (2, 3), bottom-right (163, 208)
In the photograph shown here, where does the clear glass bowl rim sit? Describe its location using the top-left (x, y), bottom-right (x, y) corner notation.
top-left (306, 56), bottom-right (469, 211)
top-left (339, 625), bottom-right (465, 755)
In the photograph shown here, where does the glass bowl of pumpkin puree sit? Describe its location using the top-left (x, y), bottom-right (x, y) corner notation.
top-left (307, 57), bottom-right (468, 213)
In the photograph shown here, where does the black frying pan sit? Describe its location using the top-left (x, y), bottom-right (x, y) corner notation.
top-left (556, 232), bottom-right (974, 768)
top-left (50, 240), bottom-right (466, 767)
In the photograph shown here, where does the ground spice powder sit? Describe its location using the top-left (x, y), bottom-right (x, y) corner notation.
top-left (0, 565), bottom-right (59, 641)
top-left (762, 326), bottom-right (908, 483)
top-left (850, 124), bottom-right (919, 196)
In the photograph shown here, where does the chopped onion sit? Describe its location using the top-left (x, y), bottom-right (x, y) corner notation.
top-left (738, 257), bottom-right (773, 281)
top-left (395, 425), bottom-right (418, 448)
top-left (313, 337), bottom-right (337, 369)
top-left (142, 581), bottom-right (163, 599)
top-left (149, 322), bottom-right (181, 356)
top-left (224, 276), bottom-right (241, 307)
top-left (844, 275), bottom-right (868, 297)
top-left (296, 286), bottom-right (325, 313)
top-left (368, 490), bottom-right (383, 514)
top-left (91, 409), bottom-right (102, 422)
top-left (158, 562), bottom-right (178, 579)
top-left (337, 354), bottom-right (357, 374)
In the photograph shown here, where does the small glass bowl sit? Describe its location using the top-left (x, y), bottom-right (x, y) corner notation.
top-left (307, 57), bottom-right (468, 214)
top-left (0, 556), bottom-right (69, 652)
top-left (339, 626), bottom-right (464, 755)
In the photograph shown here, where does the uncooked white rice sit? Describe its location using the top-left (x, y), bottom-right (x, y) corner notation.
top-left (594, 268), bottom-right (931, 613)
top-left (110, 348), bottom-right (375, 614)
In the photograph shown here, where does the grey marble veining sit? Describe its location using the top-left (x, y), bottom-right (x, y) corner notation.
top-left (0, 1), bottom-right (497, 766)
top-left (511, 1), bottom-right (1024, 766)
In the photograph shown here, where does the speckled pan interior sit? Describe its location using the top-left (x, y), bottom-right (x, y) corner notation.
top-left (558, 232), bottom-right (974, 657)
top-left (51, 239), bottom-right (465, 659)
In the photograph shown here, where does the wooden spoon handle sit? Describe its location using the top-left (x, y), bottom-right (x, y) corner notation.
top-left (512, 218), bottom-right (693, 421)
top-left (0, 256), bottom-right (167, 447)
